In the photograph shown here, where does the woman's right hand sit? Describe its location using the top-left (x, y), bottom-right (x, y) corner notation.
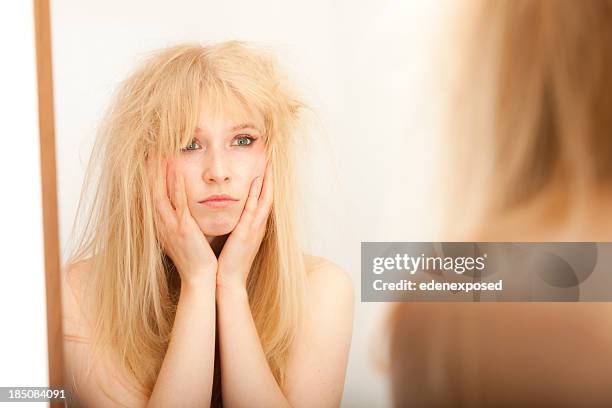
top-left (146, 155), bottom-right (217, 285)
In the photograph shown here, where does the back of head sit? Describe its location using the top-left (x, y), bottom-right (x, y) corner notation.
top-left (386, 2), bottom-right (612, 406)
top-left (445, 0), bottom-right (612, 238)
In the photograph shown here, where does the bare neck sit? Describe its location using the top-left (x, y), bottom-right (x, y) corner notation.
top-left (473, 184), bottom-right (612, 241)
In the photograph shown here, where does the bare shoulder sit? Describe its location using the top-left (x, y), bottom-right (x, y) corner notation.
top-left (63, 259), bottom-right (93, 298)
top-left (61, 260), bottom-right (94, 340)
top-left (61, 260), bottom-right (149, 407)
top-left (303, 254), bottom-right (354, 306)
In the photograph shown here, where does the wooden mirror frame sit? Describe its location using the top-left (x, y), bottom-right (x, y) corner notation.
top-left (33, 0), bottom-right (64, 406)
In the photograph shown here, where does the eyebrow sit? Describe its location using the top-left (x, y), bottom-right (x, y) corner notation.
top-left (195, 123), bottom-right (262, 133)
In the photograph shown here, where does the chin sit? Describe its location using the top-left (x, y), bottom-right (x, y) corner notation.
top-left (197, 215), bottom-right (238, 237)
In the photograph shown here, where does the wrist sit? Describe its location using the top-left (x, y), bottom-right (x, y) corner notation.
top-left (181, 269), bottom-right (217, 292)
top-left (216, 273), bottom-right (248, 298)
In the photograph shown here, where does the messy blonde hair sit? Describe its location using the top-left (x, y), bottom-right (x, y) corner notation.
top-left (444, 0), bottom-right (612, 238)
top-left (65, 41), bottom-right (307, 404)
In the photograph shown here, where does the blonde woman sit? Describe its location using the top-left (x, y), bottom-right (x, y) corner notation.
top-left (61, 42), bottom-right (354, 407)
top-left (387, 1), bottom-right (612, 406)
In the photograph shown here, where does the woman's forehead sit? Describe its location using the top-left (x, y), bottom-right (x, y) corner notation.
top-left (197, 91), bottom-right (265, 134)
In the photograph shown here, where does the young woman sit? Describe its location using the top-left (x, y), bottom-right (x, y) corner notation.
top-left (386, 1), bottom-right (612, 406)
top-left (61, 41), bottom-right (354, 407)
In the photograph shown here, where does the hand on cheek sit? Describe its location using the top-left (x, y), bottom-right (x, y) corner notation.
top-left (146, 155), bottom-right (217, 286)
top-left (217, 161), bottom-right (274, 292)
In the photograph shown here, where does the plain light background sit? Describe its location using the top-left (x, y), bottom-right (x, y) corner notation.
top-left (51, 1), bottom-right (452, 406)
top-left (0, 0), bottom-right (50, 402)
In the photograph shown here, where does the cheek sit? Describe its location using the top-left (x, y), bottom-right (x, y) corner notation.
top-left (175, 160), bottom-right (201, 201)
top-left (235, 151), bottom-right (266, 188)
top-left (244, 145), bottom-right (267, 174)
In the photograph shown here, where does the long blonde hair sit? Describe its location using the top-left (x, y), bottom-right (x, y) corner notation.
top-left (65, 41), bottom-right (307, 403)
top-left (386, 1), bottom-right (612, 406)
top-left (443, 0), bottom-right (612, 238)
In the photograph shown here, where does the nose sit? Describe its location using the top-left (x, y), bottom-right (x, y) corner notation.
top-left (202, 148), bottom-right (231, 184)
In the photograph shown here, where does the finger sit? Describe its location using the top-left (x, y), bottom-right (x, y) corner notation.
top-left (255, 161), bottom-right (274, 223)
top-left (146, 158), bottom-right (174, 251)
top-left (161, 159), bottom-right (176, 214)
top-left (175, 168), bottom-right (188, 215)
top-left (148, 157), bottom-right (174, 220)
top-left (248, 175), bottom-right (263, 212)
top-left (238, 176), bottom-right (263, 228)
top-left (167, 160), bottom-right (177, 211)
top-left (259, 161), bottom-right (273, 204)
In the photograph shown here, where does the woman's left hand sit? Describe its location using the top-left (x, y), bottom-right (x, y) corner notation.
top-left (217, 161), bottom-right (274, 292)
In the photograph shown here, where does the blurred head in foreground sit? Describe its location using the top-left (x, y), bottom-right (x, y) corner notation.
top-left (445, 0), bottom-right (612, 240)
top-left (387, 1), bottom-right (612, 407)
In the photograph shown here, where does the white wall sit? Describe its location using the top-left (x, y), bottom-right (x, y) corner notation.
top-left (0, 0), bottom-right (51, 404)
top-left (51, 1), bottom-right (450, 406)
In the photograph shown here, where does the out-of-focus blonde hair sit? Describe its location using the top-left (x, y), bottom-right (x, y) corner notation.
top-left (444, 0), bottom-right (612, 238)
top-left (65, 41), bottom-right (307, 405)
top-left (384, 1), bottom-right (612, 406)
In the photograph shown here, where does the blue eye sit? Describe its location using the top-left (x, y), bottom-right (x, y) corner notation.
top-left (233, 135), bottom-right (256, 147)
top-left (182, 138), bottom-right (202, 151)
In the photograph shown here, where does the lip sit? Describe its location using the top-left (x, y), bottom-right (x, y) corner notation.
top-left (199, 194), bottom-right (239, 209)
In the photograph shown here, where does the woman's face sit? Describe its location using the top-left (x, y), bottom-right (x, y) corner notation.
top-left (171, 93), bottom-right (267, 239)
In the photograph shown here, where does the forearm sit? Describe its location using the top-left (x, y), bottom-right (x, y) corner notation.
top-left (216, 284), bottom-right (291, 408)
top-left (147, 273), bottom-right (217, 407)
